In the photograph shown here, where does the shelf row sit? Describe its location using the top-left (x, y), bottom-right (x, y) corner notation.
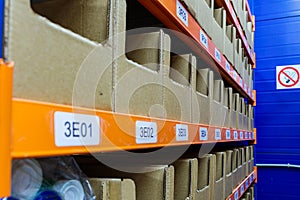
top-left (227, 167), bottom-right (257, 200)
top-left (138, 0), bottom-right (255, 103)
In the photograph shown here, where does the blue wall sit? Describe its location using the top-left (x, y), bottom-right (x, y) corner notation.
top-left (0, 0), bottom-right (3, 58)
top-left (254, 0), bottom-right (300, 199)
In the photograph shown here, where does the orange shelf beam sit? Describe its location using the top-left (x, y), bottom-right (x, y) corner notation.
top-left (11, 99), bottom-right (255, 158)
top-left (0, 61), bottom-right (14, 198)
top-left (226, 168), bottom-right (257, 200)
top-left (138, 0), bottom-right (254, 103)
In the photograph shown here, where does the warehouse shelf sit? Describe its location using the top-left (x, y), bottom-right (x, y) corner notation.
top-left (138, 0), bottom-right (255, 104)
top-left (226, 167), bottom-right (257, 200)
top-left (0, 62), bottom-right (255, 197)
top-left (215, 0), bottom-right (255, 49)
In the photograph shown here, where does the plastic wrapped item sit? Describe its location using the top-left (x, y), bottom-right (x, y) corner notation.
top-left (11, 157), bottom-right (95, 200)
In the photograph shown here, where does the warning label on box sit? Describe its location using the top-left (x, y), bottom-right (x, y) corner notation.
top-left (276, 65), bottom-right (300, 90)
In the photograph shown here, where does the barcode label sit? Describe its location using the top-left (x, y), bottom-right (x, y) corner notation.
top-left (226, 130), bottom-right (231, 140)
top-left (200, 30), bottom-right (208, 49)
top-left (200, 127), bottom-right (208, 141)
top-left (176, 0), bottom-right (188, 26)
top-left (215, 129), bottom-right (221, 140)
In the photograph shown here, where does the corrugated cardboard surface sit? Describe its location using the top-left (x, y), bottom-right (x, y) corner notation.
top-left (232, 149), bottom-right (239, 188)
top-left (173, 158), bottom-right (197, 200)
top-left (211, 79), bottom-right (225, 126)
top-left (182, 0), bottom-right (214, 39)
top-left (224, 25), bottom-right (235, 65)
top-left (81, 164), bottom-right (174, 200)
top-left (224, 87), bottom-right (233, 128)
top-left (225, 150), bottom-right (233, 197)
top-left (231, 93), bottom-right (240, 129)
top-left (5, 0), bottom-right (114, 110)
top-left (214, 152), bottom-right (226, 200)
top-left (211, 8), bottom-right (226, 52)
top-left (194, 68), bottom-right (213, 124)
top-left (196, 154), bottom-right (215, 200)
top-left (89, 178), bottom-right (136, 200)
top-left (238, 97), bottom-right (244, 129)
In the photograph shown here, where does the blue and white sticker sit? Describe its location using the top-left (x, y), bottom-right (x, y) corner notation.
top-left (245, 132), bottom-right (249, 139)
top-left (200, 30), bottom-right (208, 49)
top-left (200, 127), bottom-right (208, 141)
top-left (136, 121), bottom-right (158, 144)
top-left (176, 0), bottom-right (188, 26)
top-left (239, 78), bottom-right (243, 86)
top-left (215, 129), bottom-right (221, 140)
top-left (240, 185), bottom-right (245, 194)
top-left (176, 124), bottom-right (189, 141)
top-left (226, 129), bottom-right (231, 140)
top-left (226, 61), bottom-right (231, 73)
top-left (240, 131), bottom-right (244, 139)
top-left (245, 179), bottom-right (249, 188)
top-left (233, 71), bottom-right (237, 80)
top-left (234, 190), bottom-right (239, 200)
top-left (215, 48), bottom-right (221, 62)
top-left (234, 131), bottom-right (238, 140)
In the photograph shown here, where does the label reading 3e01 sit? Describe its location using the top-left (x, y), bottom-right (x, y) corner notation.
top-left (200, 127), bottom-right (208, 141)
top-left (176, 0), bottom-right (188, 26)
top-left (176, 124), bottom-right (189, 141)
top-left (54, 112), bottom-right (100, 147)
top-left (215, 129), bottom-right (221, 140)
top-left (200, 30), bottom-right (208, 49)
top-left (136, 121), bottom-right (157, 144)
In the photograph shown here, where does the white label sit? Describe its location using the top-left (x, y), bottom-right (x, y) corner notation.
top-left (234, 131), bottom-right (238, 140)
top-left (248, 88), bottom-right (251, 95)
top-left (244, 83), bottom-right (247, 91)
top-left (226, 130), bottom-right (231, 140)
top-left (239, 78), bottom-right (243, 86)
top-left (200, 30), bottom-right (208, 49)
top-left (176, 124), bottom-right (189, 141)
top-left (234, 191), bottom-right (239, 200)
top-left (245, 179), bottom-right (249, 188)
top-left (54, 112), bottom-right (100, 147)
top-left (240, 131), bottom-right (244, 139)
top-left (240, 185), bottom-right (245, 194)
top-left (136, 121), bottom-right (157, 144)
top-left (245, 132), bottom-right (249, 139)
top-left (176, 0), bottom-right (188, 26)
top-left (215, 48), bottom-right (221, 62)
top-left (226, 61), bottom-right (231, 73)
top-left (215, 129), bottom-right (221, 140)
top-left (200, 127), bottom-right (208, 141)
top-left (233, 71), bottom-right (237, 80)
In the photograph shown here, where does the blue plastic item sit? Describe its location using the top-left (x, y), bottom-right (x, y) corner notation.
top-left (34, 190), bottom-right (62, 200)
top-left (0, 0), bottom-right (4, 58)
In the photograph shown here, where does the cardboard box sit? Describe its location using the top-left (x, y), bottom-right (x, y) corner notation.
top-left (173, 158), bottom-right (198, 200)
top-left (211, 79), bottom-right (226, 126)
top-left (233, 39), bottom-right (243, 73)
top-left (82, 164), bottom-right (174, 200)
top-left (224, 25), bottom-right (236, 66)
top-left (232, 149), bottom-right (240, 188)
top-left (182, 0), bottom-right (214, 39)
top-left (211, 8), bottom-right (226, 53)
top-left (248, 105), bottom-right (254, 131)
top-left (231, 93), bottom-right (240, 129)
top-left (238, 97), bottom-right (245, 129)
top-left (214, 152), bottom-right (226, 200)
top-left (249, 145), bottom-right (254, 173)
top-left (193, 68), bottom-right (213, 124)
top-left (163, 54), bottom-right (196, 122)
top-left (243, 101), bottom-right (248, 131)
top-left (196, 154), bottom-right (216, 200)
top-left (225, 150), bottom-right (233, 197)
top-left (239, 147), bottom-right (247, 181)
top-left (89, 178), bottom-right (136, 200)
top-left (245, 146), bottom-right (250, 177)
top-left (224, 87), bottom-right (233, 128)
top-left (5, 0), bottom-right (115, 110)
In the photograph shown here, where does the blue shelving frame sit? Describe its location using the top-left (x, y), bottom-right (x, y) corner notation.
top-left (0, 0), bottom-right (4, 58)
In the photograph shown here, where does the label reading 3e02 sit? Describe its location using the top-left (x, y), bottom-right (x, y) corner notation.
top-left (136, 121), bottom-right (157, 144)
top-left (176, 0), bottom-right (188, 26)
top-left (176, 124), bottom-right (189, 141)
top-left (54, 112), bottom-right (100, 147)
top-left (200, 127), bottom-right (208, 141)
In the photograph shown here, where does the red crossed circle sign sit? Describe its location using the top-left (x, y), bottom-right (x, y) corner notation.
top-left (278, 67), bottom-right (300, 87)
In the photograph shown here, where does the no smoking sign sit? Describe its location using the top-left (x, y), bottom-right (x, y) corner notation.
top-left (276, 65), bottom-right (300, 89)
